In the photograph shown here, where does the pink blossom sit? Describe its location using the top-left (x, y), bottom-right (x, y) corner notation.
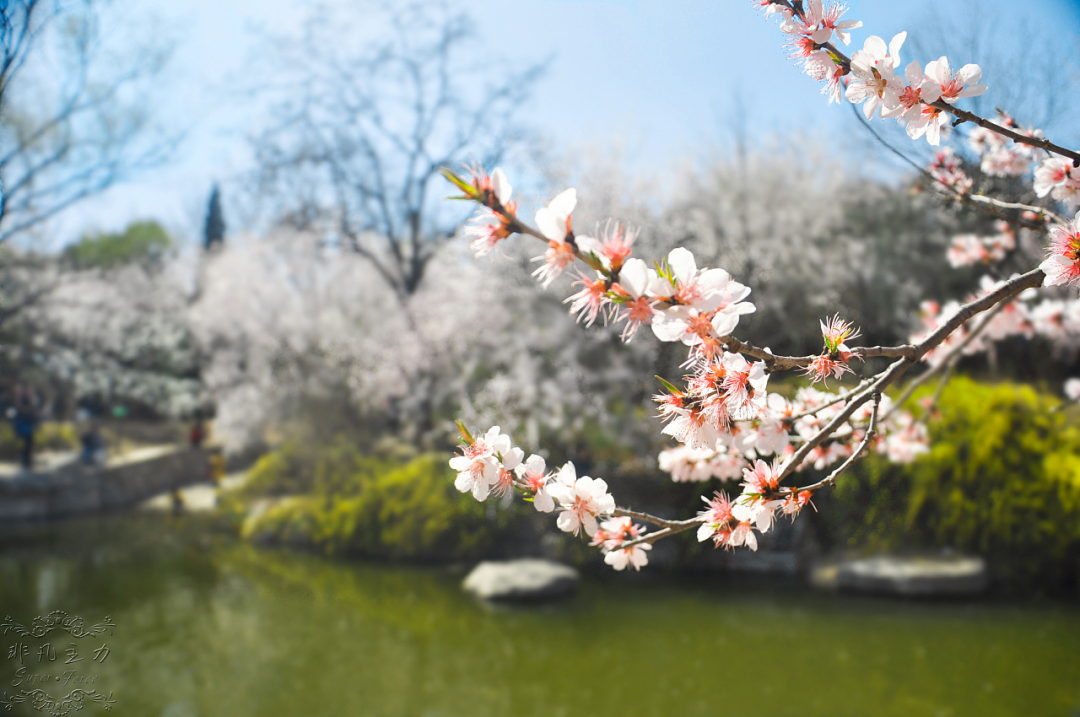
top-left (661, 407), bottom-right (719, 451)
top-left (736, 416), bottom-right (790, 458)
top-left (968, 126), bottom-right (1006, 155)
top-left (882, 413), bottom-right (929, 463)
top-left (547, 463), bottom-right (616, 536)
top-left (752, 0), bottom-right (791, 20)
top-left (947, 234), bottom-right (987, 268)
top-left (1034, 157), bottom-right (1071, 197)
top-left (740, 458), bottom-right (780, 497)
top-left (697, 491), bottom-right (735, 543)
top-left (592, 517), bottom-right (651, 571)
top-left (727, 520), bottom-right (759, 551)
top-left (721, 352), bottom-right (769, 417)
top-left (535, 188), bottom-right (576, 243)
top-left (1033, 158), bottom-right (1080, 206)
top-left (532, 188), bottom-right (578, 287)
top-left (1031, 300), bottom-right (1068, 340)
top-left (821, 313), bottom-right (859, 354)
top-left (463, 168), bottom-right (517, 256)
top-left (980, 147), bottom-right (1031, 177)
top-left (603, 542), bottom-right (651, 571)
top-left (805, 354), bottom-right (853, 385)
top-left (845, 33), bottom-right (906, 119)
top-left (650, 248), bottom-right (754, 317)
top-left (1040, 212), bottom-right (1080, 288)
top-left (515, 454), bottom-right (554, 512)
top-left (781, 1), bottom-right (861, 46)
top-left (592, 220), bottom-right (637, 271)
top-left (818, 2), bottom-right (862, 45)
top-left (733, 494), bottom-right (783, 534)
top-left (469, 166), bottom-right (512, 207)
top-left (449, 426), bottom-right (516, 501)
top-left (894, 60), bottom-right (941, 113)
top-left (924, 57), bottom-right (987, 104)
top-left (652, 306), bottom-right (725, 347)
top-left (565, 271), bottom-right (609, 327)
top-left (612, 257), bottom-right (661, 341)
top-left (904, 102), bottom-right (950, 146)
top-left (660, 445), bottom-right (747, 482)
top-left (804, 314), bottom-right (858, 385)
top-left (781, 490), bottom-right (813, 517)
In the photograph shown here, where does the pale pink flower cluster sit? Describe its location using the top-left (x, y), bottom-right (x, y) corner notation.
top-left (533, 188), bottom-right (580, 287)
top-left (883, 412), bottom-right (930, 464)
top-left (463, 168), bottom-right (517, 257)
top-left (449, 426), bottom-right (522, 502)
top-left (792, 389), bottom-right (926, 469)
top-left (452, 434), bottom-right (617, 539)
top-left (1034, 158), bottom-right (1080, 209)
top-left (655, 352), bottom-right (769, 450)
top-left (946, 221), bottom-right (1016, 268)
top-left (658, 385), bottom-right (928, 487)
top-left (909, 273), bottom-right (1080, 367)
top-left (927, 147), bottom-right (974, 196)
top-left (762, 0), bottom-right (1078, 411)
top-left (528, 201), bottom-right (758, 345)
top-left (695, 460), bottom-right (809, 551)
top-left (546, 461), bottom-right (617, 537)
top-left (847, 36), bottom-right (985, 145)
top-left (968, 113), bottom-right (1042, 178)
top-left (454, 168), bottom-right (937, 569)
top-left (762, 4), bottom-right (987, 146)
top-left (775, 0), bottom-right (862, 103)
top-left (590, 516), bottom-right (651, 571)
top-left (658, 444), bottom-right (747, 483)
top-left (451, 432), bottom-right (628, 572)
top-left (1040, 212), bottom-right (1080, 288)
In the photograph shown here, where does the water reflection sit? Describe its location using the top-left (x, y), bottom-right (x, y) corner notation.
top-left (1, 514), bottom-right (1077, 717)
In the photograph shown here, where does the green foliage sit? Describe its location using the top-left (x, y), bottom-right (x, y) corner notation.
top-left (0, 421), bottom-right (78, 460)
top-left (827, 377), bottom-right (1080, 587)
top-left (239, 440), bottom-right (522, 560)
top-left (62, 221), bottom-right (173, 269)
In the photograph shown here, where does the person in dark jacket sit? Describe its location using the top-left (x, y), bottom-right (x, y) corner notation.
top-left (12, 384), bottom-right (38, 471)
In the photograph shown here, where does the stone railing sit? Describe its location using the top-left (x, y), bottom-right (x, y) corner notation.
top-left (0, 446), bottom-right (220, 524)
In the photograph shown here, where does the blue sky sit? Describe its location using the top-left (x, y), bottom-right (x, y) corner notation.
top-left (47, 0), bottom-right (1080, 245)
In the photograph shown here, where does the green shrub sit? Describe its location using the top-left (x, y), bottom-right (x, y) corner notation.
top-left (240, 446), bottom-right (523, 560)
top-left (0, 421), bottom-right (79, 460)
top-left (827, 377), bottom-right (1080, 587)
top-left (241, 436), bottom-right (397, 498)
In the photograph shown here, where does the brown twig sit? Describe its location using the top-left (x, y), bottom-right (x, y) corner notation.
top-left (813, 21), bottom-right (1080, 167)
top-left (935, 102), bottom-right (1080, 168)
top-left (885, 297), bottom-right (1011, 419)
top-left (781, 391), bottom-right (881, 495)
top-left (608, 515), bottom-right (704, 552)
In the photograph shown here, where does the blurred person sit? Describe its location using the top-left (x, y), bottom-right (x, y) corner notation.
top-left (170, 489), bottom-right (185, 516)
top-left (80, 422), bottom-right (107, 466)
top-left (189, 416), bottom-right (206, 448)
top-left (12, 384), bottom-right (39, 471)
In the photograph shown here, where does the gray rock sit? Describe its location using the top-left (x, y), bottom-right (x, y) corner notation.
top-left (835, 554), bottom-right (988, 596)
top-left (463, 559), bottom-right (579, 601)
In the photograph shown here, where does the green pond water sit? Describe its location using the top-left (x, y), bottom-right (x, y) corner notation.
top-left (0, 513), bottom-right (1077, 717)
